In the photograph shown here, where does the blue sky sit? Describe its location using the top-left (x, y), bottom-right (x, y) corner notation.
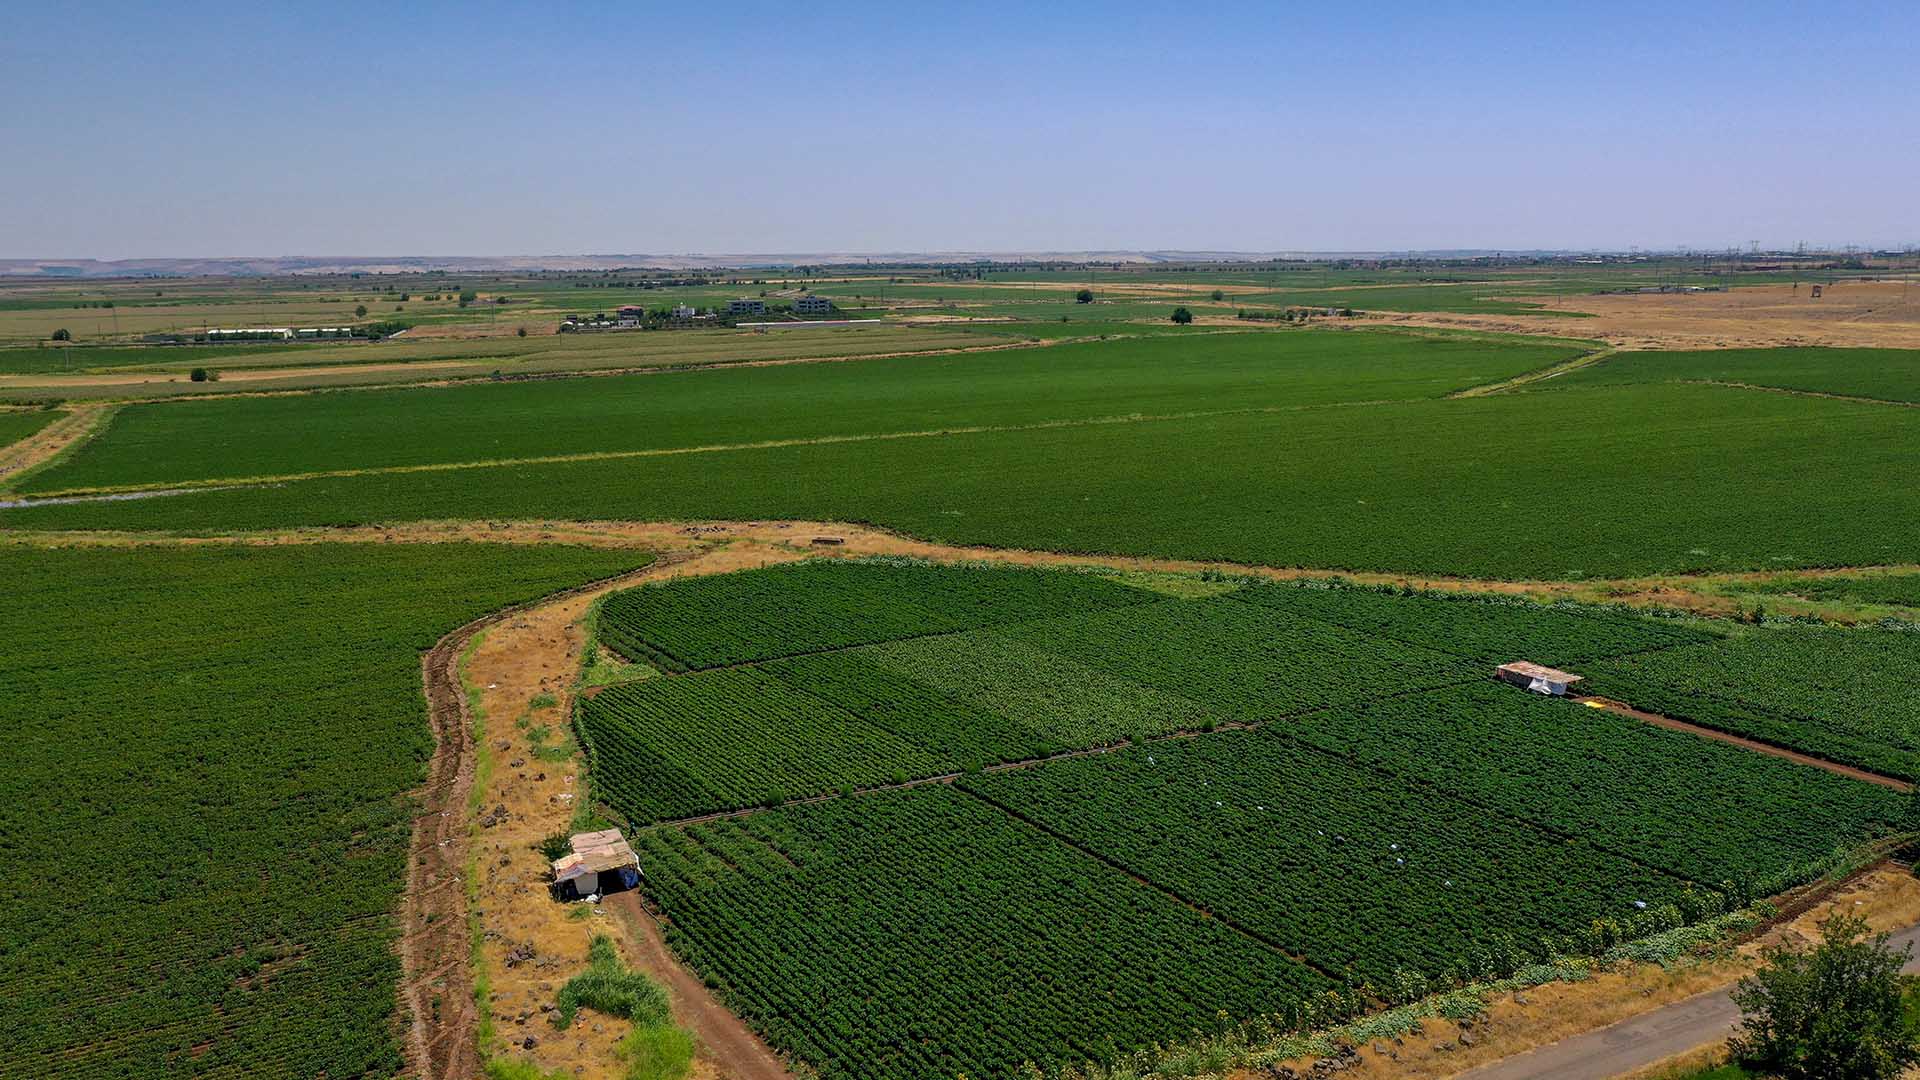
top-left (3, 1), bottom-right (1915, 257)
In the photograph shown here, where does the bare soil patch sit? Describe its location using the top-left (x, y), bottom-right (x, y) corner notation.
top-left (1363, 280), bottom-right (1920, 350)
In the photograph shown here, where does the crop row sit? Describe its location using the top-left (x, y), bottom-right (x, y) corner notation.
top-left (0, 542), bottom-right (652, 1080)
top-left (579, 668), bottom-right (947, 823)
top-left (1583, 628), bottom-right (1920, 782)
top-left (1229, 581), bottom-right (1714, 666)
top-left (960, 731), bottom-right (1695, 990)
top-left (631, 786), bottom-right (1336, 1080)
top-left (597, 558), bottom-right (1154, 670)
top-left (990, 596), bottom-right (1477, 720)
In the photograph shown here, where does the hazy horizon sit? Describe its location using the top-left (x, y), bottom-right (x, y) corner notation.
top-left (5, 0), bottom-right (1916, 260)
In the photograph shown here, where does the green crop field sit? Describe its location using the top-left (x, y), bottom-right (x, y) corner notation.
top-left (0, 408), bottom-right (62, 448)
top-left (1557, 347), bottom-right (1920, 404)
top-left (584, 563), bottom-right (1908, 1079)
top-left (10, 380), bottom-right (1917, 581)
top-left (17, 329), bottom-right (1579, 492)
top-left (1584, 626), bottom-right (1920, 781)
top-left (0, 542), bottom-right (652, 1080)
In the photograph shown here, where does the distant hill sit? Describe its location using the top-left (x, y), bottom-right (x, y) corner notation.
top-left (0, 250), bottom-right (1553, 278)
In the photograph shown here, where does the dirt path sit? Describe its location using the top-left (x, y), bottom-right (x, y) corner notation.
top-left (1451, 910), bottom-right (1920, 1080)
top-left (0, 404), bottom-right (111, 488)
top-left (453, 539), bottom-right (806, 1080)
top-left (607, 892), bottom-right (791, 1080)
top-left (1447, 348), bottom-right (1616, 398)
top-left (401, 546), bottom-right (789, 1080)
top-left (0, 334), bottom-right (1051, 402)
top-left (1576, 696), bottom-right (1913, 792)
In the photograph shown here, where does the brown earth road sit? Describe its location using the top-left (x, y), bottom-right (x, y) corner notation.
top-left (401, 550), bottom-right (715, 1080)
top-left (1575, 696), bottom-right (1914, 792)
top-left (607, 891), bottom-right (791, 1080)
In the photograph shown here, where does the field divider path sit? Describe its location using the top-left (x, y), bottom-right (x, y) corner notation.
top-left (1574, 695), bottom-right (1914, 792)
top-left (402, 546), bottom-right (715, 1080)
top-left (0, 403), bottom-right (114, 491)
top-left (1680, 378), bottom-right (1920, 408)
top-left (1445, 346), bottom-right (1616, 398)
top-left (14, 396), bottom-right (1411, 500)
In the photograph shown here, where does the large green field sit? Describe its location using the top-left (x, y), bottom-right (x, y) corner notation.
top-left (592, 562), bottom-right (1908, 1080)
top-left (0, 542), bottom-right (653, 1080)
top-left (9, 380), bottom-right (1915, 580)
top-left (16, 330), bottom-right (1578, 492)
top-left (1556, 346), bottom-right (1920, 404)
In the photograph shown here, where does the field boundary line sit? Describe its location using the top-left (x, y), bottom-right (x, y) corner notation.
top-left (1446, 346), bottom-right (1616, 398)
top-left (1574, 695), bottom-right (1914, 792)
top-left (1679, 378), bottom-right (1920, 408)
top-left (0, 332), bottom-right (1054, 405)
top-left (954, 782), bottom-right (1355, 986)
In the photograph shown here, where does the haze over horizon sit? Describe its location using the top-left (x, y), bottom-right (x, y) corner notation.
top-left (5, 0), bottom-right (1916, 261)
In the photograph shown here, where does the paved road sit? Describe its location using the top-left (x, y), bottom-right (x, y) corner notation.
top-left (1455, 922), bottom-right (1920, 1080)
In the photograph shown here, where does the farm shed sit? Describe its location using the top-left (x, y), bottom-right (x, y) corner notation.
top-left (1495, 661), bottom-right (1584, 696)
top-left (550, 828), bottom-right (640, 901)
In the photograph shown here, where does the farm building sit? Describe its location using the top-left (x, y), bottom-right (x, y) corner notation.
top-left (793, 294), bottom-right (833, 315)
top-left (727, 298), bottom-right (768, 316)
top-left (616, 305), bottom-right (645, 328)
top-left (1495, 661), bottom-right (1583, 696)
top-left (206, 327), bottom-right (294, 341)
top-left (550, 828), bottom-right (640, 901)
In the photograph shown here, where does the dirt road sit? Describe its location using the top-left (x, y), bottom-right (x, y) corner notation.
top-left (1452, 922), bottom-right (1920, 1080)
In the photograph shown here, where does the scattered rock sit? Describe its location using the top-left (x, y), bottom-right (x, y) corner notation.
top-left (504, 942), bottom-right (536, 968)
top-left (1459, 1031), bottom-right (1475, 1047)
top-left (520, 1036), bottom-right (538, 1050)
top-left (495, 740), bottom-right (511, 751)
top-left (1372, 1041), bottom-right (1389, 1056)
top-left (1514, 992), bottom-right (1531, 1005)
top-left (510, 758), bottom-right (526, 768)
top-left (1435, 1041), bottom-right (1455, 1052)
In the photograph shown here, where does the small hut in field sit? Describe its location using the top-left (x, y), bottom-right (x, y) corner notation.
top-left (1495, 661), bottom-right (1583, 697)
top-left (550, 829), bottom-right (640, 901)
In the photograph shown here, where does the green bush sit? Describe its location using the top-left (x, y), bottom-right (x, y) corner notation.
top-left (552, 935), bottom-right (671, 1030)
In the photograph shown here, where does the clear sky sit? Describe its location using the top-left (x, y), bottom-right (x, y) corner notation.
top-left (3, 1), bottom-right (1915, 259)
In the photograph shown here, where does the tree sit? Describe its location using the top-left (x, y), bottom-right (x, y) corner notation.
top-left (190, 368), bottom-right (210, 382)
top-left (1170, 307), bottom-right (1193, 324)
top-left (354, 304), bottom-right (368, 317)
top-left (516, 326), bottom-right (528, 337)
top-left (1729, 912), bottom-right (1919, 1080)
top-left (51, 328), bottom-right (71, 341)
top-left (1075, 289), bottom-right (1094, 304)
top-left (1211, 289), bottom-right (1225, 301)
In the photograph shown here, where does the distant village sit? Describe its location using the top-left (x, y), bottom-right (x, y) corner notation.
top-left (560, 293), bottom-right (844, 332)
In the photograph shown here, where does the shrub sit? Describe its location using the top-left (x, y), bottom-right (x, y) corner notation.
top-left (1171, 307), bottom-right (1193, 325)
top-left (190, 368), bottom-right (209, 382)
top-left (552, 935), bottom-right (671, 1030)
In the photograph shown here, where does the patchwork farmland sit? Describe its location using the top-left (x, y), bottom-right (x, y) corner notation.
top-left (4, 259), bottom-right (1920, 1080)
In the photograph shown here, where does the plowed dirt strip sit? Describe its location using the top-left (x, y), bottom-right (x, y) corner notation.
top-left (0, 404), bottom-right (111, 488)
